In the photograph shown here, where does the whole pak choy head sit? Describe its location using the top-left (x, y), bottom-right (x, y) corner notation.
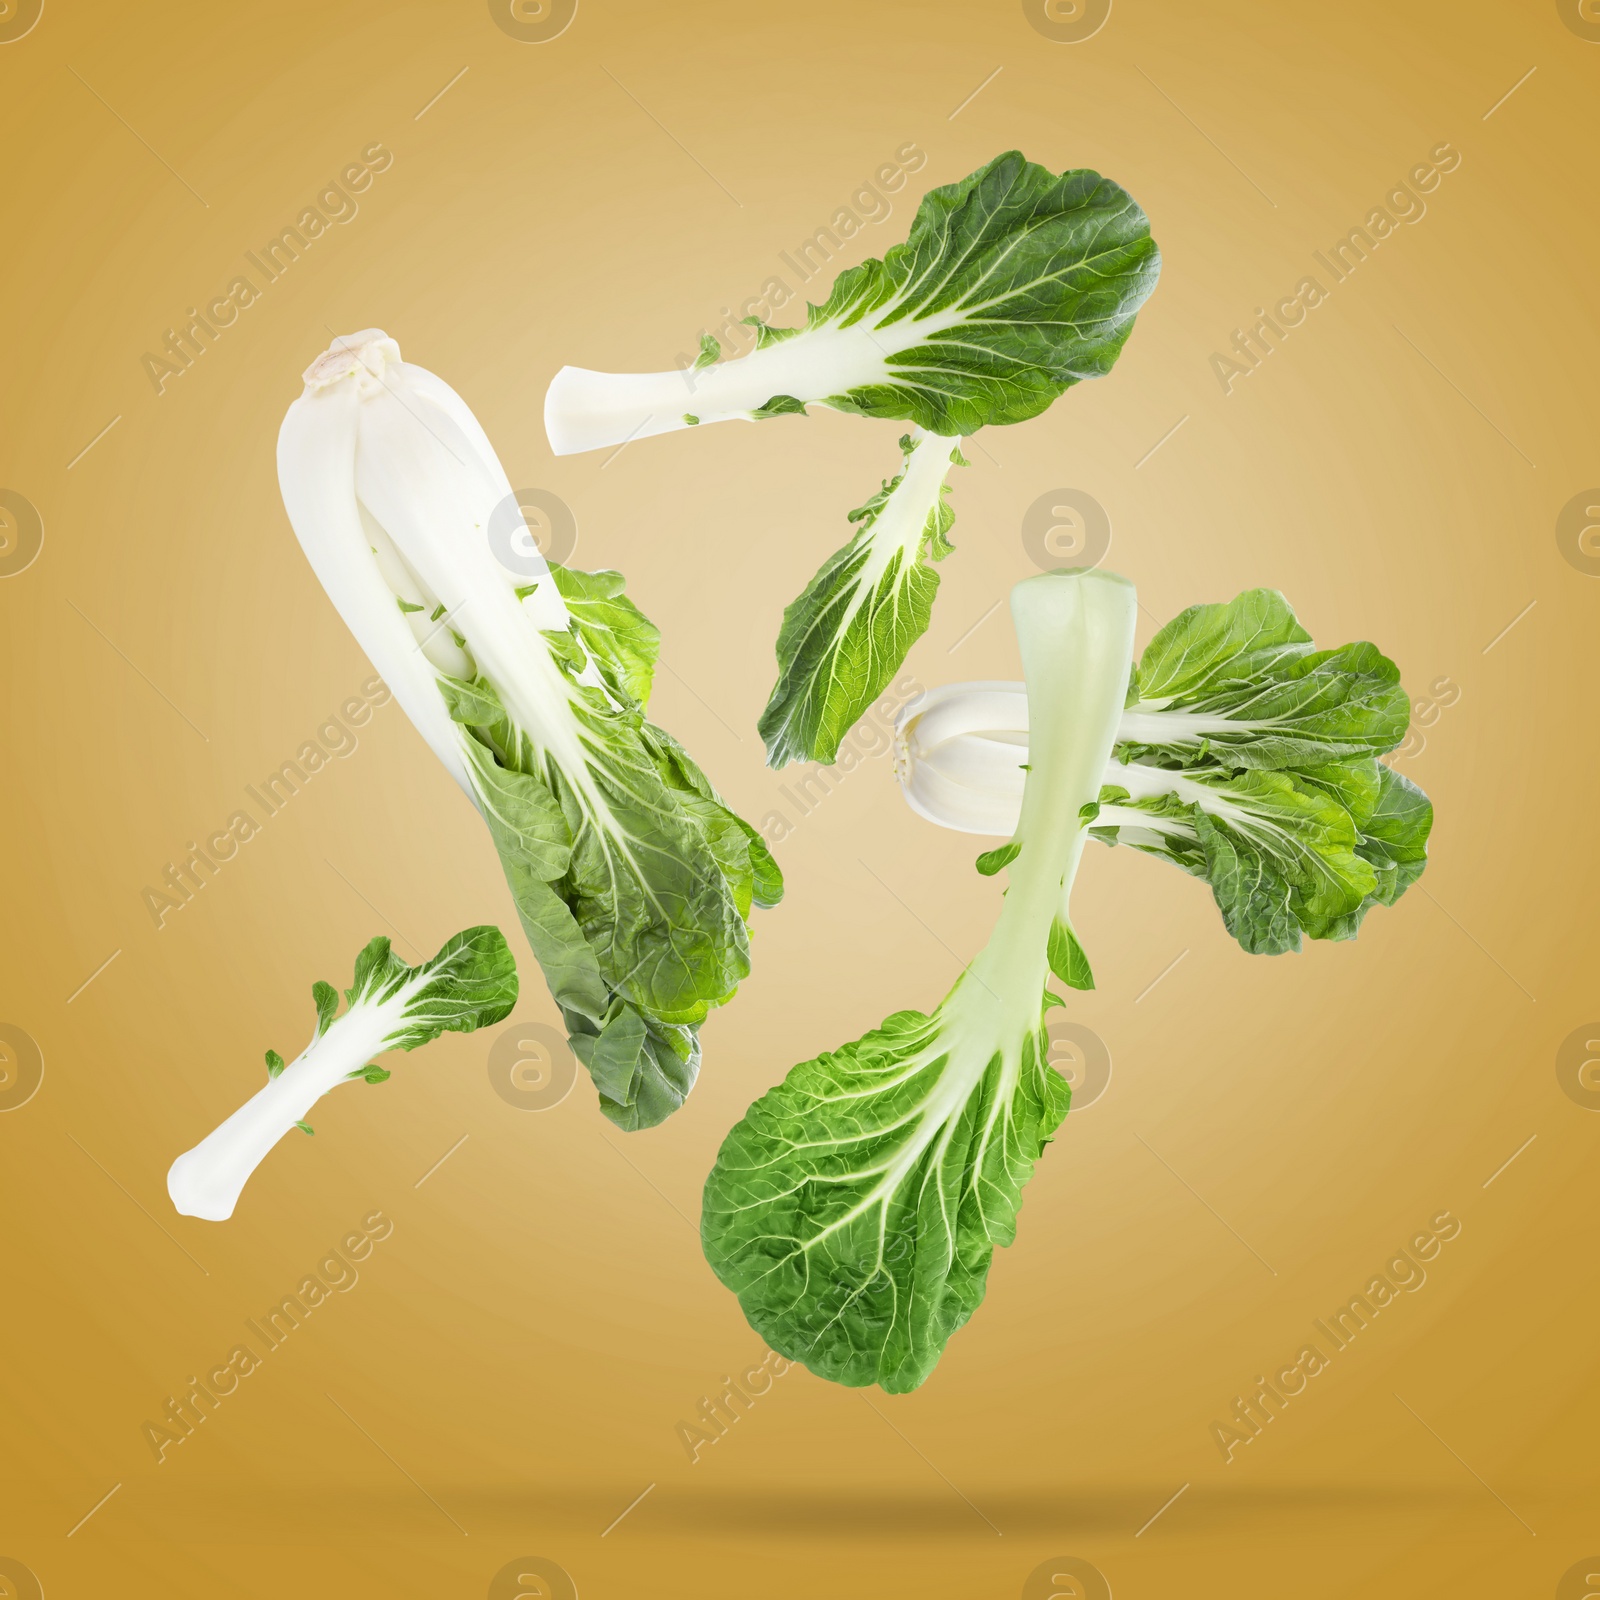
top-left (277, 331), bottom-right (782, 1131)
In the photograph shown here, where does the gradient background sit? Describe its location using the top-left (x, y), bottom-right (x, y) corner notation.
top-left (3, 1), bottom-right (1598, 1596)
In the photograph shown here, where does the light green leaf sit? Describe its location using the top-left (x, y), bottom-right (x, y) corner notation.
top-left (546, 561), bottom-right (659, 709)
top-left (382, 925), bottom-right (520, 1052)
top-left (771, 152), bottom-right (1161, 435)
top-left (1046, 919), bottom-right (1094, 990)
top-left (760, 431), bottom-right (961, 767)
top-left (975, 840), bottom-right (1021, 876)
top-left (703, 999), bottom-right (1071, 1392)
top-left (705, 570), bottom-right (1136, 1391)
top-left (312, 981), bottom-right (339, 1038)
top-left (1096, 765), bottom-right (1377, 954)
top-left (1120, 590), bottom-right (1410, 769)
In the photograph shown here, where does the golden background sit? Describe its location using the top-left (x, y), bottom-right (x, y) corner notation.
top-left (2, 0), bottom-right (1597, 1595)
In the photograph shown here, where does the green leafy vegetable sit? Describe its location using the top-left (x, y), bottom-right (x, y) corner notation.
top-left (168, 927), bottom-right (517, 1221)
top-left (545, 152), bottom-right (1160, 767)
top-left (895, 590), bottom-right (1431, 953)
top-left (545, 151), bottom-right (1160, 452)
top-left (703, 570), bottom-right (1136, 1392)
top-left (759, 432), bottom-right (963, 767)
top-left (1117, 589), bottom-right (1411, 770)
top-left (278, 331), bottom-right (782, 1130)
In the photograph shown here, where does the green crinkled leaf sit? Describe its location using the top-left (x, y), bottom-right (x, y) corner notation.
top-left (566, 1001), bottom-right (699, 1131)
top-left (742, 827), bottom-right (785, 910)
top-left (1359, 763), bottom-right (1432, 905)
top-left (345, 935), bottom-right (414, 1009)
top-left (431, 575), bottom-right (779, 1127)
top-left (702, 995), bottom-right (1071, 1392)
top-left (646, 723), bottom-right (785, 911)
top-left (1092, 734), bottom-right (1430, 950)
top-left (265, 1049), bottom-right (285, 1080)
top-left (1131, 588), bottom-right (1310, 703)
top-left (549, 743), bottom-right (750, 1029)
top-left (438, 673), bottom-right (516, 746)
top-left (446, 670), bottom-right (755, 1033)
top-left (786, 151), bottom-right (1160, 435)
top-left (449, 723), bottom-right (573, 884)
top-left (1194, 771), bottom-right (1372, 953)
top-left (541, 623), bottom-right (588, 680)
top-left (1300, 760), bottom-right (1433, 939)
top-left (546, 561), bottom-right (660, 709)
top-left (383, 925), bottom-right (520, 1052)
top-left (760, 432), bottom-right (960, 768)
top-left (1121, 590), bottom-right (1410, 769)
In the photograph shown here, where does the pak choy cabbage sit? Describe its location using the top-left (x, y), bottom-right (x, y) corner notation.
top-left (703, 572), bottom-right (1431, 1392)
top-left (278, 331), bottom-right (781, 1130)
top-left (897, 588), bottom-right (1433, 952)
top-left (545, 152), bottom-right (1162, 769)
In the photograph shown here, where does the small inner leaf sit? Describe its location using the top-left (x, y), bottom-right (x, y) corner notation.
top-left (975, 841), bottom-right (1022, 877)
top-left (1047, 919), bottom-right (1095, 991)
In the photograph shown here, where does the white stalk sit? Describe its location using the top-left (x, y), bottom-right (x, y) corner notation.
top-left (962, 572), bottom-right (1137, 1007)
top-left (167, 997), bottom-right (405, 1222)
top-left (849, 430), bottom-right (961, 587)
top-left (278, 330), bottom-right (577, 803)
top-left (899, 681), bottom-right (1280, 759)
top-left (544, 306), bottom-right (975, 456)
top-left (794, 571), bottom-right (1137, 1256)
top-left (897, 685), bottom-right (1238, 838)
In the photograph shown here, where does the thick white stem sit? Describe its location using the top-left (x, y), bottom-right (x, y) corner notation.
top-left (542, 307), bottom-right (975, 455)
top-left (965, 571), bottom-right (1137, 1010)
top-left (833, 572), bottom-right (1138, 1236)
top-left (167, 997), bottom-right (403, 1221)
